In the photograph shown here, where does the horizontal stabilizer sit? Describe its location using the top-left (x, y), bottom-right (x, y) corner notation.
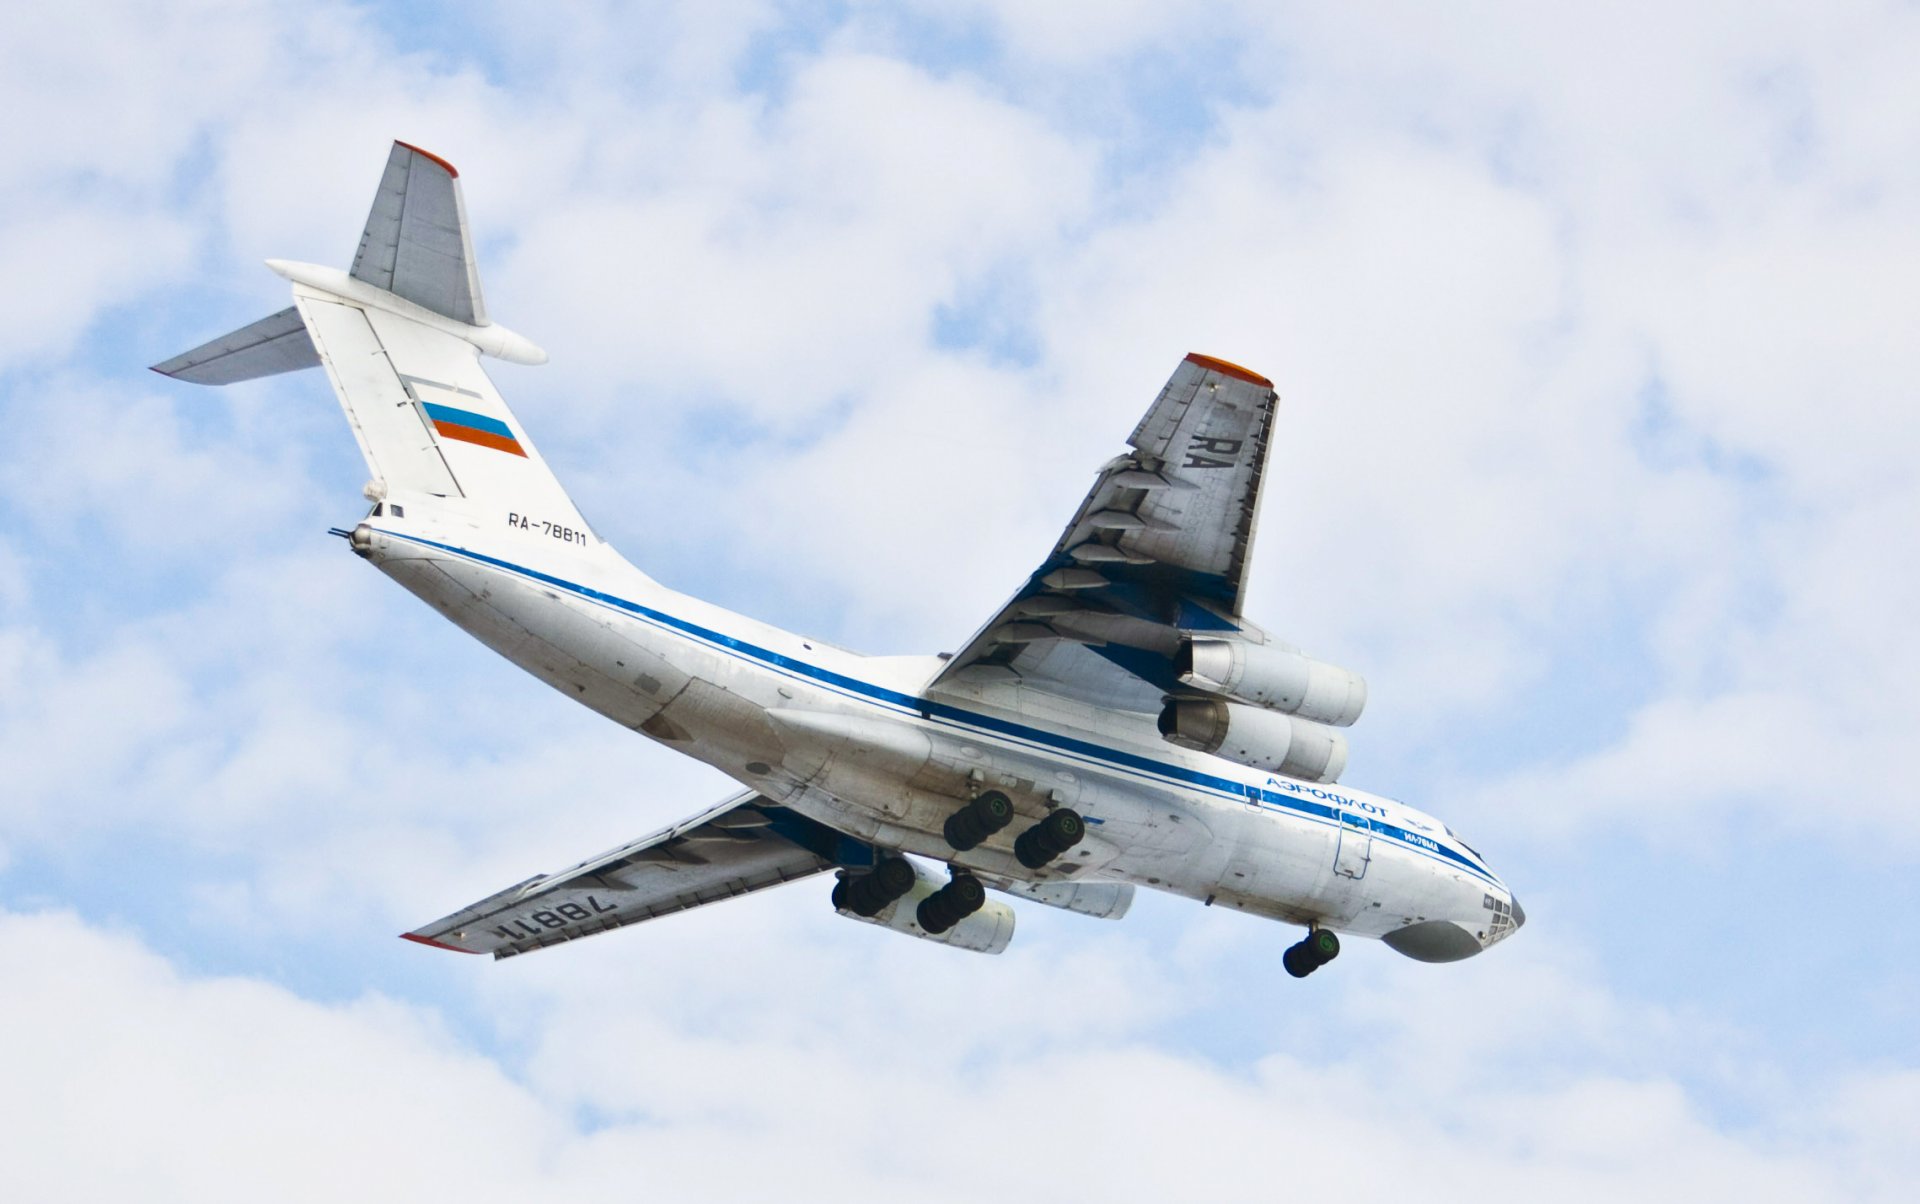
top-left (149, 306), bottom-right (319, 385)
top-left (351, 141), bottom-right (485, 325)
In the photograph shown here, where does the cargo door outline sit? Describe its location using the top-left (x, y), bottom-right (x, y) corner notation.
top-left (1333, 808), bottom-right (1372, 880)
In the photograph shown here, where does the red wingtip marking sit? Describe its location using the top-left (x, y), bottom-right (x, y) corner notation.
top-left (1184, 352), bottom-right (1273, 389)
top-left (401, 932), bottom-right (481, 954)
top-left (394, 140), bottom-right (460, 179)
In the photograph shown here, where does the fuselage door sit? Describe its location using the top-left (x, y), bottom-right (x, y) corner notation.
top-left (1333, 808), bottom-right (1372, 880)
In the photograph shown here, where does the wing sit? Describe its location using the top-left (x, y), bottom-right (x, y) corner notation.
top-left (404, 791), bottom-right (872, 959)
top-left (931, 353), bottom-right (1278, 711)
top-left (350, 140), bottom-right (486, 325)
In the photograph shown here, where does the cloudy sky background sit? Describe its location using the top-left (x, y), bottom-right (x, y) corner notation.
top-left (2, 1), bottom-right (1916, 1198)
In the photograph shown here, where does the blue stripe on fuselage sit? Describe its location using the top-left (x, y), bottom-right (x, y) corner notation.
top-left (377, 530), bottom-right (1500, 887)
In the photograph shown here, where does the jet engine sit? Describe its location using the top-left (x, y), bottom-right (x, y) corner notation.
top-left (832, 860), bottom-right (1015, 954)
top-left (1176, 638), bottom-right (1367, 727)
top-left (1158, 697), bottom-right (1349, 783)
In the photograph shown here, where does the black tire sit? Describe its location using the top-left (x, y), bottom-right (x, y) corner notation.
top-left (945, 873), bottom-right (986, 915)
top-left (1037, 808), bottom-right (1085, 853)
top-left (1014, 828), bottom-right (1052, 869)
top-left (970, 791), bottom-right (1015, 832)
top-left (1283, 943), bottom-right (1316, 978)
top-left (848, 877), bottom-right (888, 917)
top-left (830, 879), bottom-right (848, 911)
top-left (871, 857), bottom-right (915, 902)
top-left (917, 895), bottom-right (957, 934)
top-left (848, 859), bottom-right (913, 917)
top-left (1308, 929), bottom-right (1341, 964)
top-left (944, 810), bottom-right (985, 851)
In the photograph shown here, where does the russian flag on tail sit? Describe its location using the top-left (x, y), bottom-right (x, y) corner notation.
top-left (423, 401), bottom-right (527, 457)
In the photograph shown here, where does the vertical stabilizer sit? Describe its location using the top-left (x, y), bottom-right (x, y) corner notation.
top-left (350, 141), bottom-right (487, 326)
top-left (152, 141), bottom-right (595, 546)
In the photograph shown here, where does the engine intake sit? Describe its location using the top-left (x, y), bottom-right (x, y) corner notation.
top-left (1176, 638), bottom-right (1366, 728)
top-left (1158, 697), bottom-right (1349, 783)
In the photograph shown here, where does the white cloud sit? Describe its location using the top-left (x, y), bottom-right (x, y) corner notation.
top-left (497, 50), bottom-right (1096, 426)
top-left (0, 536), bottom-right (29, 616)
top-left (0, 210), bottom-right (193, 370)
top-left (2, 907), bottom-right (1910, 1202)
top-left (1, 0), bottom-right (1911, 903)
top-left (3, 4), bottom-right (1919, 1197)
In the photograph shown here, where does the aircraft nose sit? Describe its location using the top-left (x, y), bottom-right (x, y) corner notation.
top-left (1510, 896), bottom-right (1526, 929)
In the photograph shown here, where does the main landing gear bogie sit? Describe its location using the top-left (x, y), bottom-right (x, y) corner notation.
top-left (1283, 928), bottom-right (1340, 978)
top-left (1013, 807), bottom-right (1085, 868)
top-left (943, 791), bottom-right (1088, 870)
top-left (943, 790), bottom-right (1016, 852)
top-left (832, 856), bottom-right (916, 918)
top-left (916, 870), bottom-right (986, 934)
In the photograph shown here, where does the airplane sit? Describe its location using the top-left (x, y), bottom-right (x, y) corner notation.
top-left (153, 141), bottom-right (1524, 977)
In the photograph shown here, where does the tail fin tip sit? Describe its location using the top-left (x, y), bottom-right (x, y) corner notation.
top-left (393, 140), bottom-right (459, 178)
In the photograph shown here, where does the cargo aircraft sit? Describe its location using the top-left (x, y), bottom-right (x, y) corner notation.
top-left (155, 142), bottom-right (1524, 975)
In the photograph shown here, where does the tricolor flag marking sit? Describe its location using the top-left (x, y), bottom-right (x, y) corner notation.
top-left (422, 402), bottom-right (527, 457)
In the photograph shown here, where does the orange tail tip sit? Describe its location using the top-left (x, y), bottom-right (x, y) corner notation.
top-left (1184, 352), bottom-right (1273, 389)
top-left (393, 140), bottom-right (459, 178)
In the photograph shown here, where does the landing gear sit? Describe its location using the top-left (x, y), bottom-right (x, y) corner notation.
top-left (833, 856), bottom-right (916, 917)
top-left (943, 790), bottom-right (1015, 852)
top-left (916, 870), bottom-right (986, 934)
top-left (1014, 808), bottom-right (1085, 868)
top-left (1283, 928), bottom-right (1340, 978)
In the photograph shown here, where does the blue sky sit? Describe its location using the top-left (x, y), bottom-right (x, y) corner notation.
top-left (2, 2), bottom-right (1916, 1199)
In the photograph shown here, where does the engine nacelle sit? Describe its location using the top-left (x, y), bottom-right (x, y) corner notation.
top-left (1158, 698), bottom-right (1349, 783)
top-left (989, 878), bottom-right (1134, 920)
top-left (1176, 638), bottom-right (1367, 728)
top-left (834, 861), bottom-right (1015, 954)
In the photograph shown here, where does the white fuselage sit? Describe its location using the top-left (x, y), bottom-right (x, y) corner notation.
top-left (355, 500), bottom-right (1521, 960)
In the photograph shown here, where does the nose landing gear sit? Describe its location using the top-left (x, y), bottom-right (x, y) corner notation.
top-left (1283, 928), bottom-right (1340, 978)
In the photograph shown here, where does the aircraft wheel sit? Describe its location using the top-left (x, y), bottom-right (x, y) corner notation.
top-left (970, 791), bottom-right (1015, 832)
top-left (1036, 808), bottom-right (1084, 853)
top-left (1013, 827), bottom-right (1051, 868)
top-left (917, 894), bottom-right (957, 934)
top-left (917, 871), bottom-right (986, 934)
top-left (944, 791), bottom-right (1016, 852)
top-left (945, 871), bottom-right (986, 913)
top-left (944, 810), bottom-right (985, 851)
top-left (1014, 809), bottom-right (1084, 868)
top-left (1282, 943), bottom-right (1317, 978)
top-left (1307, 928), bottom-right (1341, 965)
top-left (871, 856), bottom-right (915, 898)
top-left (849, 857), bottom-right (915, 916)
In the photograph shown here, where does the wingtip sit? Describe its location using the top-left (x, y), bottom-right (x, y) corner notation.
top-left (394, 140), bottom-right (459, 179)
top-left (1184, 352), bottom-right (1273, 389)
top-left (400, 932), bottom-right (481, 954)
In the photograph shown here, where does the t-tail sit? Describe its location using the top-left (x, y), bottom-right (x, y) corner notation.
top-left (153, 141), bottom-right (597, 549)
